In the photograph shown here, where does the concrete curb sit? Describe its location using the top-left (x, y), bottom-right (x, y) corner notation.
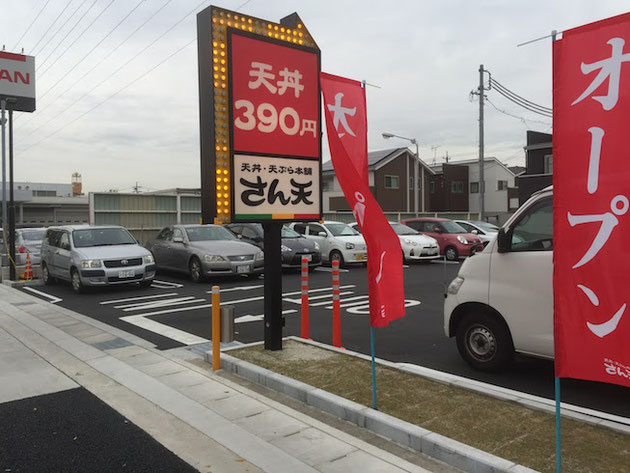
top-left (210, 352), bottom-right (537, 473)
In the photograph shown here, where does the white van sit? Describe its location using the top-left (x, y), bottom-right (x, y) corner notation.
top-left (444, 186), bottom-right (553, 371)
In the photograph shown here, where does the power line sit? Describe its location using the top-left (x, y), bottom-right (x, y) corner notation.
top-left (32, 0), bottom-right (90, 57)
top-left (491, 85), bottom-right (552, 117)
top-left (38, 0), bottom-right (119, 80)
top-left (20, 0), bottom-right (256, 149)
top-left (19, 38), bottom-right (197, 153)
top-left (486, 97), bottom-right (552, 127)
top-left (23, 0), bottom-right (211, 137)
top-left (36, 0), bottom-right (99, 73)
top-left (18, 0), bottom-right (174, 129)
top-left (490, 78), bottom-right (552, 117)
top-left (38, 0), bottom-right (145, 101)
top-left (29, 1), bottom-right (75, 54)
top-left (490, 78), bottom-right (552, 113)
top-left (11, 0), bottom-right (52, 51)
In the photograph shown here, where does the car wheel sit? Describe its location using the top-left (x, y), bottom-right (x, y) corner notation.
top-left (445, 246), bottom-right (459, 261)
top-left (42, 263), bottom-right (55, 285)
top-left (70, 268), bottom-right (83, 294)
top-left (402, 250), bottom-right (408, 264)
top-left (189, 257), bottom-right (203, 283)
top-left (139, 279), bottom-right (153, 288)
top-left (456, 312), bottom-right (514, 371)
top-left (329, 250), bottom-right (345, 268)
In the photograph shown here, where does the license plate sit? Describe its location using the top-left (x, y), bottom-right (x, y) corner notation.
top-left (118, 270), bottom-right (135, 278)
top-left (355, 253), bottom-right (366, 261)
top-left (303, 254), bottom-right (312, 262)
top-left (237, 265), bottom-right (250, 273)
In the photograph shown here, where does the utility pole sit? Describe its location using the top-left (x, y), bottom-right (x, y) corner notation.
top-left (478, 64), bottom-right (485, 221)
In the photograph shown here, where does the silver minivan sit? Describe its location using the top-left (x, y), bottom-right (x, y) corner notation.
top-left (41, 225), bottom-right (156, 293)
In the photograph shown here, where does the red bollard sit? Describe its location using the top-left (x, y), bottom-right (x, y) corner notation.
top-left (332, 259), bottom-right (341, 347)
top-left (300, 256), bottom-right (309, 339)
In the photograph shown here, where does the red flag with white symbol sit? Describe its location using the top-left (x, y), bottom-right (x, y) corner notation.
top-left (321, 72), bottom-right (405, 327)
top-left (554, 12), bottom-right (630, 387)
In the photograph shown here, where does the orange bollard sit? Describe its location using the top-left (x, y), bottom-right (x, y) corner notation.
top-left (212, 285), bottom-right (220, 370)
top-left (300, 257), bottom-right (309, 339)
top-left (332, 260), bottom-right (341, 347)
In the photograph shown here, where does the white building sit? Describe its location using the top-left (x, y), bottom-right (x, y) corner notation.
top-left (447, 157), bottom-right (517, 214)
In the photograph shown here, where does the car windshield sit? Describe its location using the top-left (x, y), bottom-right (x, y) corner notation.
top-left (472, 221), bottom-right (499, 232)
top-left (390, 223), bottom-right (419, 235)
top-left (282, 226), bottom-right (301, 238)
top-left (21, 229), bottom-right (46, 241)
top-left (186, 226), bottom-right (236, 241)
top-left (324, 223), bottom-right (359, 236)
top-left (73, 228), bottom-right (137, 247)
top-left (441, 221), bottom-right (468, 234)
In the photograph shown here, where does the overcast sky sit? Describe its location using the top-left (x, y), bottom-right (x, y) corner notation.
top-left (2, 0), bottom-right (628, 193)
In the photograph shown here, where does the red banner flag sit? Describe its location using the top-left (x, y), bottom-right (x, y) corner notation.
top-left (321, 72), bottom-right (405, 327)
top-left (553, 12), bottom-right (630, 387)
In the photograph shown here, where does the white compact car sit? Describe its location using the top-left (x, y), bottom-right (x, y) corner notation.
top-left (444, 187), bottom-right (553, 371)
top-left (454, 220), bottom-right (500, 247)
top-left (349, 222), bottom-right (439, 263)
top-left (289, 221), bottom-right (367, 267)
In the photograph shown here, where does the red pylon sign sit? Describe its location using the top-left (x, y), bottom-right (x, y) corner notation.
top-left (21, 253), bottom-right (33, 281)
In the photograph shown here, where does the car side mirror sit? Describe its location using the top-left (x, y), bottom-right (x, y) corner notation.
top-left (471, 229), bottom-right (478, 235)
top-left (173, 236), bottom-right (184, 243)
top-left (318, 231), bottom-right (327, 237)
top-left (497, 228), bottom-right (510, 253)
top-left (236, 234), bottom-right (242, 239)
top-left (433, 227), bottom-right (441, 233)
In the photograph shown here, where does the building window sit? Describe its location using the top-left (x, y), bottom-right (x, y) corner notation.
top-left (430, 181), bottom-right (435, 194)
top-left (544, 154), bottom-right (553, 174)
top-left (409, 176), bottom-right (413, 190)
top-left (470, 182), bottom-right (479, 194)
top-left (384, 175), bottom-right (399, 189)
top-left (33, 190), bottom-right (57, 197)
top-left (497, 180), bottom-right (508, 191)
top-left (450, 181), bottom-right (464, 194)
top-left (322, 178), bottom-right (333, 192)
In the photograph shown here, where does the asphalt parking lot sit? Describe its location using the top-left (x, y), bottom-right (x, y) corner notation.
top-left (19, 260), bottom-right (630, 419)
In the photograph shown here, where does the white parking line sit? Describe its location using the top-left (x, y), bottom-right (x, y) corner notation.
top-left (219, 285), bottom-right (265, 293)
top-left (283, 291), bottom-right (353, 305)
top-left (346, 299), bottom-right (421, 314)
top-left (151, 279), bottom-right (184, 288)
top-left (23, 287), bottom-right (62, 304)
top-left (120, 314), bottom-right (209, 345)
top-left (308, 296), bottom-right (368, 309)
top-left (131, 285), bottom-right (357, 318)
top-left (314, 267), bottom-right (350, 273)
top-left (235, 309), bottom-right (297, 324)
top-left (119, 297), bottom-right (207, 312)
top-left (100, 293), bottom-right (179, 305)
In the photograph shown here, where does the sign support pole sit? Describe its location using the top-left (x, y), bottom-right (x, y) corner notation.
top-left (264, 222), bottom-right (283, 350)
top-left (8, 107), bottom-right (15, 281)
top-left (555, 376), bottom-right (562, 473)
top-left (1, 99), bottom-right (6, 238)
top-left (370, 326), bottom-right (377, 410)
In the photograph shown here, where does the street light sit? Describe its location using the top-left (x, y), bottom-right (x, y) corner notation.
top-left (382, 132), bottom-right (423, 215)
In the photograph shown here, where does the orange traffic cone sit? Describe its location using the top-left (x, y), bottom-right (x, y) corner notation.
top-left (21, 253), bottom-right (34, 281)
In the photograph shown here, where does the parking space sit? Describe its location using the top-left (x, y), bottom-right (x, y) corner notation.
top-left (18, 260), bottom-right (630, 418)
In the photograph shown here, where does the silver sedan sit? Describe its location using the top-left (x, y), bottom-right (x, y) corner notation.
top-left (146, 224), bottom-right (264, 282)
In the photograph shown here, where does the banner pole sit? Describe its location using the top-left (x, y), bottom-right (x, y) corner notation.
top-left (555, 376), bottom-right (562, 473)
top-left (370, 325), bottom-right (377, 410)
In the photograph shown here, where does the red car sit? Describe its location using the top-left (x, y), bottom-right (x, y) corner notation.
top-left (400, 217), bottom-right (483, 261)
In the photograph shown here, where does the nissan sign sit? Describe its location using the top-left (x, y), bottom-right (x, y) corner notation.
top-left (0, 51), bottom-right (35, 112)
